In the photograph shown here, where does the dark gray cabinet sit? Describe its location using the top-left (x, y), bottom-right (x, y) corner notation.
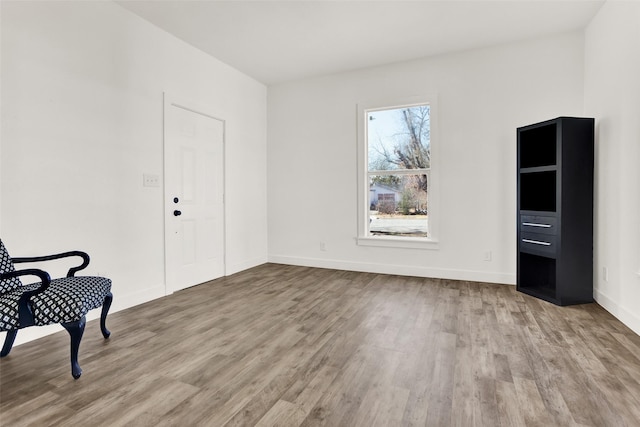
top-left (517, 117), bottom-right (594, 305)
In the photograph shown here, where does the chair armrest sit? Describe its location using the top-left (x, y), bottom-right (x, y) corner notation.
top-left (0, 269), bottom-right (52, 327)
top-left (12, 251), bottom-right (90, 277)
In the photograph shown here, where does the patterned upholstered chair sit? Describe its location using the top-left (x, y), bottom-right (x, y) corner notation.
top-left (0, 240), bottom-right (113, 379)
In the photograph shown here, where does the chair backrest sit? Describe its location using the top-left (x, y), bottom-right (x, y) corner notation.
top-left (0, 240), bottom-right (23, 294)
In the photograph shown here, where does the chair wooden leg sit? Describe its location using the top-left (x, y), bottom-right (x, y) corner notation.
top-left (62, 316), bottom-right (86, 379)
top-left (0, 330), bottom-right (18, 357)
top-left (100, 292), bottom-right (113, 339)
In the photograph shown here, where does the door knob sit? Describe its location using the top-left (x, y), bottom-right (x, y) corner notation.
top-left (173, 210), bottom-right (182, 216)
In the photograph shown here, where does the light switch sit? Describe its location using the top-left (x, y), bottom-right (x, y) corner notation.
top-left (143, 174), bottom-right (160, 187)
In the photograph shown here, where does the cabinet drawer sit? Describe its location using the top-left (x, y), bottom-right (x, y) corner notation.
top-left (520, 215), bottom-right (557, 235)
top-left (520, 232), bottom-right (556, 256)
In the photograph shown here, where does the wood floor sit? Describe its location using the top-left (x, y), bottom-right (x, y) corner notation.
top-left (1, 264), bottom-right (640, 426)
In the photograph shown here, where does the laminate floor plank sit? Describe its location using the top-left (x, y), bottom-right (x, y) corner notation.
top-left (2, 263), bottom-right (640, 426)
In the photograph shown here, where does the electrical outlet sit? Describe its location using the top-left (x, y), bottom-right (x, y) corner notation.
top-left (143, 174), bottom-right (160, 187)
top-left (483, 251), bottom-right (492, 261)
top-left (603, 267), bottom-right (609, 282)
top-left (320, 241), bottom-right (327, 251)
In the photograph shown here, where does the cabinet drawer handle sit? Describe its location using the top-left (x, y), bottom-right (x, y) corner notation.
top-left (522, 222), bottom-right (552, 228)
top-left (522, 238), bottom-right (552, 246)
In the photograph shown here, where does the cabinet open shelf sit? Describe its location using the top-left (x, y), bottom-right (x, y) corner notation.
top-left (519, 122), bottom-right (557, 168)
top-left (520, 171), bottom-right (556, 212)
top-left (518, 252), bottom-right (556, 302)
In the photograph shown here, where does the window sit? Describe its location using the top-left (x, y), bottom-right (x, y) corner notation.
top-left (357, 96), bottom-right (438, 249)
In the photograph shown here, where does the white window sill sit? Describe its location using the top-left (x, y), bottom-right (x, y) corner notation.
top-left (357, 236), bottom-right (440, 250)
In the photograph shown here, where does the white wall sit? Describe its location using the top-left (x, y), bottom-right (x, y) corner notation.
top-left (585, 1), bottom-right (640, 335)
top-left (268, 33), bottom-right (585, 284)
top-left (0, 0), bottom-right (268, 345)
top-left (4, 0), bottom-right (636, 349)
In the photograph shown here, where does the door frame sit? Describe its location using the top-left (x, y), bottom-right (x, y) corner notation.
top-left (163, 92), bottom-right (227, 294)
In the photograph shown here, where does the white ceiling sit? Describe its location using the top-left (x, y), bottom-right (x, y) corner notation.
top-left (116, 0), bottom-right (604, 85)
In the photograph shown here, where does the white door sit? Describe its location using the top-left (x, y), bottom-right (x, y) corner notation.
top-left (164, 95), bottom-right (225, 294)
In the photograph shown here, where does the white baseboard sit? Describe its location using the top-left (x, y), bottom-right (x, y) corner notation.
top-left (594, 289), bottom-right (640, 336)
top-left (110, 283), bottom-right (166, 312)
top-left (226, 255), bottom-right (268, 276)
top-left (4, 324), bottom-right (65, 347)
top-left (10, 265), bottom-right (634, 352)
top-left (3, 283), bottom-right (167, 348)
top-left (268, 254), bottom-right (515, 285)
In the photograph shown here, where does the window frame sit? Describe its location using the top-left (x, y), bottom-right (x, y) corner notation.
top-left (356, 95), bottom-right (439, 250)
